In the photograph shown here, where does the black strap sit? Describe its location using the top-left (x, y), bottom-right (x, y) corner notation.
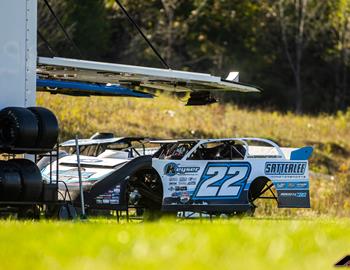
top-left (114, 0), bottom-right (170, 69)
top-left (43, 0), bottom-right (84, 59)
top-left (37, 30), bottom-right (57, 57)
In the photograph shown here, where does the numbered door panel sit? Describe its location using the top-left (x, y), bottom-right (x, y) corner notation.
top-left (153, 159), bottom-right (252, 207)
top-left (193, 162), bottom-right (251, 201)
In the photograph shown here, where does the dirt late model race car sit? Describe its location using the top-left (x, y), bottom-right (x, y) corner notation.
top-left (41, 137), bottom-right (313, 216)
top-left (40, 135), bottom-right (158, 205)
top-left (152, 138), bottom-right (313, 214)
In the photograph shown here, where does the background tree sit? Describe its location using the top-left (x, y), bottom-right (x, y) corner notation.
top-left (274, 0), bottom-right (325, 113)
top-left (327, 0), bottom-right (350, 110)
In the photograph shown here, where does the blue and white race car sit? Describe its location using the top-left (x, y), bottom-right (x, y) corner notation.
top-left (147, 138), bottom-right (313, 214)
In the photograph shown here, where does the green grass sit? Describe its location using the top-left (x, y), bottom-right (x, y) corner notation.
top-left (0, 217), bottom-right (348, 270)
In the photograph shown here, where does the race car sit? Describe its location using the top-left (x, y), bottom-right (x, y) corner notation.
top-left (40, 134), bottom-right (159, 206)
top-left (37, 132), bottom-right (154, 168)
top-left (149, 138), bottom-right (313, 214)
top-left (41, 137), bottom-right (313, 216)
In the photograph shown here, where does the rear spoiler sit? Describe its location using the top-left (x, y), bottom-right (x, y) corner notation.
top-left (290, 146), bottom-right (313, 160)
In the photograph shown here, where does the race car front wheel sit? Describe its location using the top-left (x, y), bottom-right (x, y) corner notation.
top-left (129, 169), bottom-right (164, 220)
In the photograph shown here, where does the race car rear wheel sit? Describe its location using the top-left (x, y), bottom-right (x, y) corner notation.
top-left (248, 177), bottom-right (278, 215)
top-left (248, 177), bottom-right (270, 203)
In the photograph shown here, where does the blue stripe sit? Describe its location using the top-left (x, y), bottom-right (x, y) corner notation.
top-left (37, 78), bottom-right (153, 98)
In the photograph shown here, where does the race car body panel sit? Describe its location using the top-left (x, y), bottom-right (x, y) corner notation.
top-left (151, 138), bottom-right (312, 211)
top-left (41, 155), bottom-right (128, 200)
top-left (40, 135), bottom-right (159, 208)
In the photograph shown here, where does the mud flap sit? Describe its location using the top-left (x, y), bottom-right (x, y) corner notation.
top-left (277, 190), bottom-right (310, 208)
top-left (84, 155), bottom-right (152, 209)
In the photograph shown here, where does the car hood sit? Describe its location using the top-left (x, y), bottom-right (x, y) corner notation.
top-left (41, 155), bottom-right (128, 184)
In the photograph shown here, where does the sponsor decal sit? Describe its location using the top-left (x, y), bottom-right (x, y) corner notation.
top-left (57, 169), bottom-right (95, 181)
top-left (80, 158), bottom-right (103, 163)
top-left (180, 192), bottom-right (190, 203)
top-left (265, 162), bottom-right (307, 175)
top-left (171, 191), bottom-right (181, 198)
top-left (279, 191), bottom-right (307, 198)
top-left (164, 162), bottom-right (200, 176)
top-left (95, 185), bottom-right (121, 205)
top-left (275, 181), bottom-right (309, 189)
top-left (109, 199), bottom-right (119, 204)
top-left (174, 186), bottom-right (187, 191)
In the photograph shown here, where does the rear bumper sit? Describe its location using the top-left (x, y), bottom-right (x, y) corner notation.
top-left (162, 204), bottom-right (251, 213)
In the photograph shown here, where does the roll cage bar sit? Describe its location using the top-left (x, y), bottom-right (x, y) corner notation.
top-left (152, 138), bottom-right (285, 160)
top-left (60, 137), bottom-right (148, 157)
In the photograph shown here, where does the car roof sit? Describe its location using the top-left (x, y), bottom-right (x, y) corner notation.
top-left (60, 137), bottom-right (145, 147)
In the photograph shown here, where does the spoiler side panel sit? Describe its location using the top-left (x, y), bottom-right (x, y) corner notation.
top-left (290, 146), bottom-right (313, 160)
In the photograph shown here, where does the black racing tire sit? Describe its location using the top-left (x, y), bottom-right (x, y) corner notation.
top-left (0, 107), bottom-right (38, 149)
top-left (129, 168), bottom-right (165, 220)
top-left (0, 161), bottom-right (21, 201)
top-left (17, 205), bottom-right (41, 220)
top-left (27, 107), bottom-right (59, 150)
top-left (45, 204), bottom-right (60, 219)
top-left (8, 159), bottom-right (43, 201)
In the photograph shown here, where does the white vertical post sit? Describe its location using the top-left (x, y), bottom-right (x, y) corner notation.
top-left (0, 0), bottom-right (37, 110)
top-left (75, 135), bottom-right (86, 219)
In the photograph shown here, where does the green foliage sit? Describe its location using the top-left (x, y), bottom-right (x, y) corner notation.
top-left (38, 0), bottom-right (110, 59)
top-left (67, 0), bottom-right (111, 60)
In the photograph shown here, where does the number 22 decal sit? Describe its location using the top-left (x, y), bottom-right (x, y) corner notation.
top-left (193, 162), bottom-right (251, 200)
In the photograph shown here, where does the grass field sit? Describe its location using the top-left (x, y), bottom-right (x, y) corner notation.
top-left (0, 217), bottom-right (348, 270)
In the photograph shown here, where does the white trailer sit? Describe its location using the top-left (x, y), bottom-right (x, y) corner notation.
top-left (0, 0), bottom-right (37, 110)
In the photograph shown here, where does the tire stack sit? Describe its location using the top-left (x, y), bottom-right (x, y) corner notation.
top-left (0, 107), bottom-right (59, 202)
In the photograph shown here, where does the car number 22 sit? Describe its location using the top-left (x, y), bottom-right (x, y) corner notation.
top-left (192, 162), bottom-right (251, 200)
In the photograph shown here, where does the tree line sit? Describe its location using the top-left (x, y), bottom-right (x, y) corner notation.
top-left (37, 0), bottom-right (350, 113)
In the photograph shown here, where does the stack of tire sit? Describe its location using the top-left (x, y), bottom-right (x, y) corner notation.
top-left (0, 107), bottom-right (59, 202)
